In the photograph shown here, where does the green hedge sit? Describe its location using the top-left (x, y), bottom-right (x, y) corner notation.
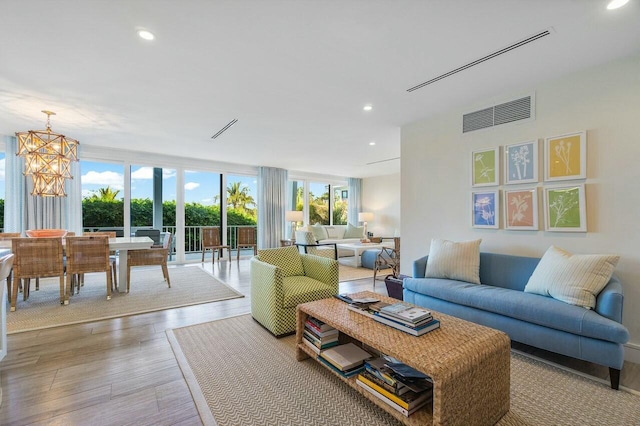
top-left (82, 199), bottom-right (256, 227)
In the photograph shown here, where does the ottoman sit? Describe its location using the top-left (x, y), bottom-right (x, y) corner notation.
top-left (360, 249), bottom-right (392, 270)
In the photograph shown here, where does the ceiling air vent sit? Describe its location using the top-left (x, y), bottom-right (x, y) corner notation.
top-left (211, 118), bottom-right (238, 139)
top-left (462, 95), bottom-right (533, 133)
top-left (407, 29), bottom-right (552, 92)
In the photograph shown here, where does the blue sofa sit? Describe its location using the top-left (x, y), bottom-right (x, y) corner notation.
top-left (404, 252), bottom-right (629, 389)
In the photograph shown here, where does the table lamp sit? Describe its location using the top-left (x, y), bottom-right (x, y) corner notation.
top-left (358, 212), bottom-right (374, 241)
top-left (285, 210), bottom-right (304, 239)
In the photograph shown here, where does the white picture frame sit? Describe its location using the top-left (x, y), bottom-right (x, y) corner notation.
top-left (544, 131), bottom-right (587, 182)
top-left (504, 188), bottom-right (539, 230)
top-left (504, 140), bottom-right (538, 185)
top-left (471, 147), bottom-right (499, 187)
top-left (543, 184), bottom-right (587, 232)
top-left (472, 190), bottom-right (499, 229)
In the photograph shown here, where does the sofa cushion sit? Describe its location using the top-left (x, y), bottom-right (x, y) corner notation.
top-left (282, 276), bottom-right (335, 308)
top-left (478, 252), bottom-right (540, 291)
top-left (257, 246), bottom-right (304, 278)
top-left (524, 246), bottom-right (620, 309)
top-left (344, 223), bottom-right (364, 239)
top-left (425, 238), bottom-right (481, 284)
top-left (403, 277), bottom-right (629, 344)
top-left (325, 226), bottom-right (345, 239)
top-left (310, 224), bottom-right (328, 241)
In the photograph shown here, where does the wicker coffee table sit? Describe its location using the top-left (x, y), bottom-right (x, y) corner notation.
top-left (296, 291), bottom-right (510, 426)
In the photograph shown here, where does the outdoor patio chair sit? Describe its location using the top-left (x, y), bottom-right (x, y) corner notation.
top-left (237, 227), bottom-right (257, 263)
top-left (201, 227), bottom-right (230, 262)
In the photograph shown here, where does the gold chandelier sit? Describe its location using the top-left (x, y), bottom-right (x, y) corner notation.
top-left (15, 110), bottom-right (79, 197)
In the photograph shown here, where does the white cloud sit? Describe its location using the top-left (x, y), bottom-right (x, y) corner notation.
top-left (184, 182), bottom-right (200, 191)
top-left (0, 158), bottom-right (4, 179)
top-left (81, 170), bottom-right (124, 190)
top-left (131, 167), bottom-right (176, 180)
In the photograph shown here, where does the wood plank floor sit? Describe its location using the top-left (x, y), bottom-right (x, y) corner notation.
top-left (0, 260), bottom-right (638, 425)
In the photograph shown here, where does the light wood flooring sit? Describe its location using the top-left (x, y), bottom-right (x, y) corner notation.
top-left (0, 260), bottom-right (638, 425)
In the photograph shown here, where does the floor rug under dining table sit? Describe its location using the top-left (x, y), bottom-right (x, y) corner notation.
top-left (7, 266), bottom-right (244, 334)
top-left (168, 314), bottom-right (640, 426)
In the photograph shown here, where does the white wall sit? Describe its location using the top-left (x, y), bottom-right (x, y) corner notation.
top-left (401, 54), bottom-right (640, 362)
top-left (363, 173), bottom-right (401, 238)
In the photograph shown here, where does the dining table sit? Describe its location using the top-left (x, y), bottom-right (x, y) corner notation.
top-left (0, 236), bottom-right (154, 294)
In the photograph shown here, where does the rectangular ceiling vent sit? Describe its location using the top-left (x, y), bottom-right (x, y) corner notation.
top-left (463, 95), bottom-right (533, 133)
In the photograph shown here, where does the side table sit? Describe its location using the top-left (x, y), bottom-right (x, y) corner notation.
top-left (280, 239), bottom-right (295, 247)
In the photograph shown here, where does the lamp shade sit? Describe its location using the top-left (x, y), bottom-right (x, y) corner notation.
top-left (285, 210), bottom-right (304, 222)
top-left (358, 212), bottom-right (374, 222)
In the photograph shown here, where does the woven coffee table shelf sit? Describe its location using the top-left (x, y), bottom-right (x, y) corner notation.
top-left (296, 291), bottom-right (510, 426)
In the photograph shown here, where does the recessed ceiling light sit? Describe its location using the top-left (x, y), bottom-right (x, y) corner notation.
top-left (369, 142), bottom-right (376, 146)
top-left (607, 0), bottom-right (629, 9)
top-left (137, 29), bottom-right (155, 40)
top-left (363, 104), bottom-right (373, 111)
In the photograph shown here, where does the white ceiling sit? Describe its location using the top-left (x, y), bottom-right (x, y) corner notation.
top-left (1, 0), bottom-right (639, 178)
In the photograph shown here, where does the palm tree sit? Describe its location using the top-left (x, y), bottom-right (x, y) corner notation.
top-left (91, 186), bottom-right (121, 201)
top-left (227, 182), bottom-right (256, 216)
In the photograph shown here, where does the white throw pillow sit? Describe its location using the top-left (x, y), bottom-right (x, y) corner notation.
top-left (425, 239), bottom-right (482, 284)
top-left (325, 226), bottom-right (345, 239)
top-left (524, 246), bottom-right (620, 309)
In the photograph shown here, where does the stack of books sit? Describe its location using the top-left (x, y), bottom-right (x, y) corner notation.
top-left (303, 316), bottom-right (339, 355)
top-left (318, 342), bottom-right (372, 377)
top-left (356, 357), bottom-right (433, 417)
top-left (373, 302), bottom-right (440, 336)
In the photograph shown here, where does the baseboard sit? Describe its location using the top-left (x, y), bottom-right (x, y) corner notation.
top-left (624, 342), bottom-right (640, 364)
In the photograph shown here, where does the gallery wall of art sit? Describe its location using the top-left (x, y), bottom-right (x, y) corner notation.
top-left (400, 53), bottom-right (640, 360)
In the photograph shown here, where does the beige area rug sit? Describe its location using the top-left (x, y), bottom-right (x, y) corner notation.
top-left (7, 266), bottom-right (244, 334)
top-left (168, 314), bottom-right (640, 426)
top-left (339, 264), bottom-right (376, 282)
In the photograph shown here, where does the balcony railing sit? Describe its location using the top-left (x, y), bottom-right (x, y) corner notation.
top-left (82, 225), bottom-right (258, 257)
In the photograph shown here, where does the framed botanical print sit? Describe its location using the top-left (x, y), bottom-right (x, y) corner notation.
top-left (543, 184), bottom-right (587, 232)
top-left (504, 140), bottom-right (538, 185)
top-left (544, 131), bottom-right (587, 181)
top-left (471, 148), bottom-right (499, 187)
top-left (504, 188), bottom-right (538, 230)
top-left (472, 190), bottom-right (499, 229)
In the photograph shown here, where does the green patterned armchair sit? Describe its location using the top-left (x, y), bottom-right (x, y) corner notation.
top-left (251, 246), bottom-right (339, 336)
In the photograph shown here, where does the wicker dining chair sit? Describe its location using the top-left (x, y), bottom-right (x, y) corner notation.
top-left (84, 231), bottom-right (118, 289)
top-left (201, 227), bottom-right (230, 262)
top-left (237, 227), bottom-right (257, 263)
top-left (11, 237), bottom-right (65, 311)
top-left (127, 232), bottom-right (172, 292)
top-left (65, 235), bottom-right (114, 300)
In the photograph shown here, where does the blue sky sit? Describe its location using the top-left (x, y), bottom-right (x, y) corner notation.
top-left (80, 160), bottom-right (257, 206)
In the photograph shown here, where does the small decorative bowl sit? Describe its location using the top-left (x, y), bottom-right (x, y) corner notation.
top-left (25, 229), bottom-right (68, 238)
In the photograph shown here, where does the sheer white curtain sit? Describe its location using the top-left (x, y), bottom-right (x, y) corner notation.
top-left (3, 136), bottom-right (24, 233)
top-left (257, 166), bottom-right (288, 249)
top-left (3, 135), bottom-right (83, 233)
top-left (347, 177), bottom-right (362, 225)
